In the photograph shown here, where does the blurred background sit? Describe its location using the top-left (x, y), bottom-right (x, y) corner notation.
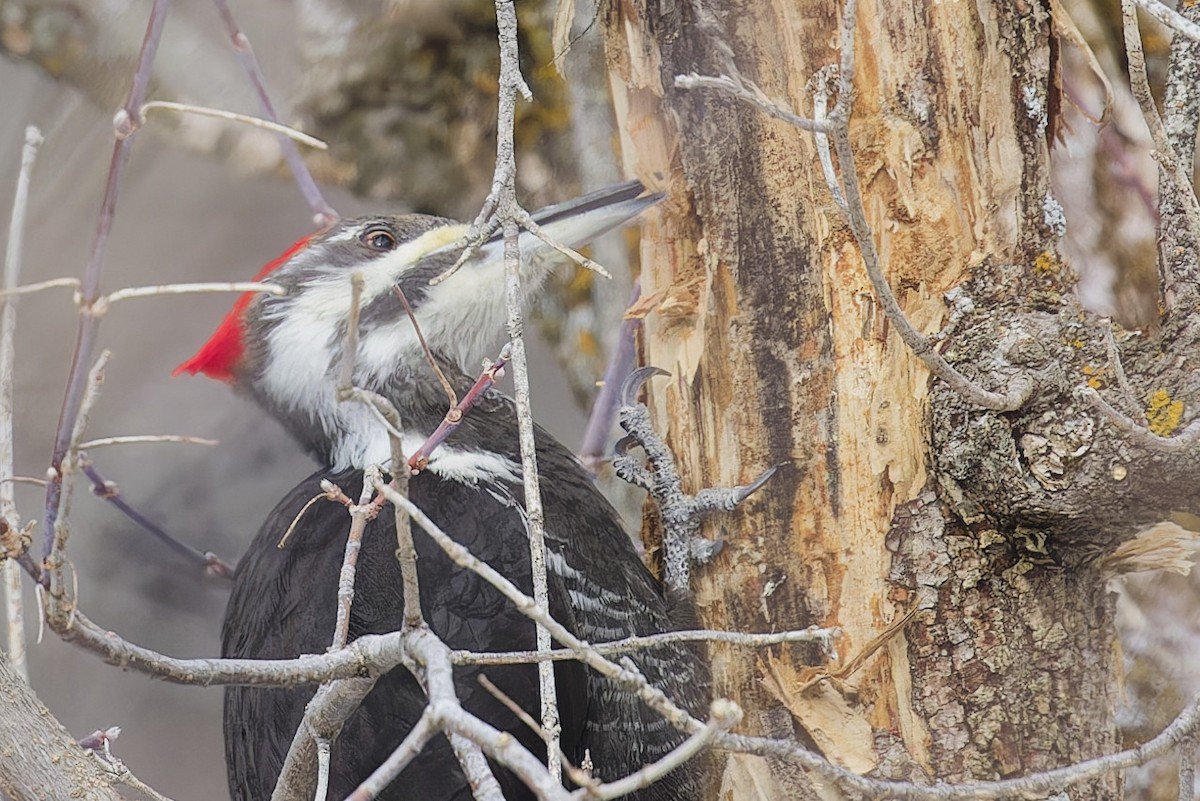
top-left (0, 0), bottom-right (633, 796)
top-left (0, 0), bottom-right (1198, 799)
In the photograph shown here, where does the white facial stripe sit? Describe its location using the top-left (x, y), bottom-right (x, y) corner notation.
top-left (286, 223), bottom-right (471, 327)
top-left (322, 224), bottom-right (367, 244)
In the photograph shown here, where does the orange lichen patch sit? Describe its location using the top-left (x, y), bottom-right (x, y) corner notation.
top-left (1034, 250), bottom-right (1060, 274)
top-left (1081, 364), bottom-right (1103, 389)
top-left (1146, 389), bottom-right (1185, 436)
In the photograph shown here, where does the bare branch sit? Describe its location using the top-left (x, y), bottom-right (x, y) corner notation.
top-left (1078, 386), bottom-right (1200, 452)
top-left (407, 345), bottom-right (511, 474)
top-left (2, 124), bottom-right (43, 679)
top-left (49, 607), bottom-right (407, 686)
top-left (208, 0), bottom-right (337, 225)
top-left (489, 0), bottom-right (561, 777)
top-left (579, 699), bottom-right (741, 801)
top-left (1131, 0), bottom-right (1200, 42)
top-left (408, 628), bottom-right (567, 801)
top-left (345, 711), bottom-right (437, 801)
top-left (720, 691), bottom-right (1200, 800)
top-left (392, 285), bottom-right (457, 410)
top-left (46, 352), bottom-right (111, 611)
top-left (503, 216), bottom-right (562, 777)
top-left (1122, 0), bottom-right (1200, 302)
top-left (372, 480), bottom-right (707, 735)
top-left (76, 435), bottom-right (218, 450)
top-left (96, 281), bottom-right (283, 310)
top-left (79, 460), bottom-right (234, 578)
top-left (331, 468), bottom-right (381, 651)
top-left (271, 678), bottom-right (378, 801)
top-left (673, 73), bottom-right (828, 133)
top-left (515, 208), bottom-right (612, 279)
top-left (0, 277), bottom-right (80, 299)
top-left (451, 626), bottom-right (839, 665)
top-left (139, 101), bottom-right (328, 150)
top-left (41, 0), bottom-right (170, 570)
top-left (0, 649), bottom-right (127, 801)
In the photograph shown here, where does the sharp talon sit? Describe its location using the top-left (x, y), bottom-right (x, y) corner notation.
top-left (735, 462), bottom-right (785, 502)
top-left (613, 434), bottom-right (639, 458)
top-left (621, 366), bottom-right (669, 407)
top-left (690, 537), bottom-right (725, 564)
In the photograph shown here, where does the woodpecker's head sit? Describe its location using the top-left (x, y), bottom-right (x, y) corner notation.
top-left (176, 181), bottom-right (660, 470)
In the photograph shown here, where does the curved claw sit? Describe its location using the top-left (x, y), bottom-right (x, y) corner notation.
top-left (613, 433), bottom-right (640, 458)
top-left (734, 462), bottom-right (785, 503)
top-left (621, 366), bottom-right (670, 407)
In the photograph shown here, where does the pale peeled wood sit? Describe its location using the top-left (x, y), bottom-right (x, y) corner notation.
top-left (605, 0), bottom-right (1117, 796)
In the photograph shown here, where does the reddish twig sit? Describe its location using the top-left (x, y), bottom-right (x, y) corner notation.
top-left (406, 344), bottom-right (512, 473)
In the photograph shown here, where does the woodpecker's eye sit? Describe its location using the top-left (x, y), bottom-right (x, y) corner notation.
top-left (361, 227), bottom-right (397, 251)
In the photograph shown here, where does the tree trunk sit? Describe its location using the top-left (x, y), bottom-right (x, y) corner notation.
top-left (0, 650), bottom-right (127, 801)
top-left (604, 1), bottom-right (1120, 796)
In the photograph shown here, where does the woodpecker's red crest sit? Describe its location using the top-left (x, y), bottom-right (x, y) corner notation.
top-left (173, 235), bottom-right (314, 382)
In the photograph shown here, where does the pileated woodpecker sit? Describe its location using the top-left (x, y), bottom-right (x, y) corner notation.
top-left (178, 182), bottom-right (710, 801)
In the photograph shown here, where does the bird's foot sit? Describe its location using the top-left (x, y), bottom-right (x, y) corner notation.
top-left (615, 367), bottom-right (779, 594)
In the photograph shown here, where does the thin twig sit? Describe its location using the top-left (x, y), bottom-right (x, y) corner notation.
top-left (1, 125), bottom-right (43, 679)
top-left (477, 675), bottom-right (599, 792)
top-left (96, 281), bottom-right (283, 309)
top-left (408, 628), bottom-right (567, 801)
top-left (209, 0), bottom-right (337, 225)
top-left (1078, 386), bottom-right (1200, 451)
top-left (345, 711), bottom-right (437, 801)
top-left (1180, 731), bottom-right (1196, 801)
top-left (140, 100), bottom-right (328, 150)
top-left (673, 73), bottom-right (828, 133)
top-left (0, 276), bottom-right (78, 299)
top-left (719, 692), bottom-right (1200, 800)
top-left (406, 345), bottom-right (511, 473)
top-left (41, 0), bottom-right (170, 572)
top-left (271, 678), bottom-right (378, 801)
top-left (373, 480), bottom-right (702, 734)
top-left (1132, 0), bottom-right (1200, 42)
top-left (503, 214), bottom-right (561, 778)
top-left (1122, 0), bottom-right (1200, 302)
top-left (516, 209), bottom-right (612, 279)
top-left (577, 700), bottom-right (740, 801)
top-left (490, 0), bottom-right (561, 777)
top-left (451, 626), bottom-right (839, 665)
top-left (77, 435), bottom-right (218, 450)
top-left (47, 352), bottom-right (111, 609)
top-left (331, 274), bottom-right (420, 626)
top-left (393, 285), bottom-right (457, 410)
top-left (330, 468), bottom-right (380, 651)
top-left (313, 736), bottom-right (331, 801)
top-left (79, 460), bottom-right (234, 578)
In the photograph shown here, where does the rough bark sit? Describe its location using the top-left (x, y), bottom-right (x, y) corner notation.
top-left (604, 0), bottom-right (1131, 796)
top-left (0, 650), bottom-right (127, 801)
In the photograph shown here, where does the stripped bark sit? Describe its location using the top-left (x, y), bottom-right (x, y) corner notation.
top-left (604, 1), bottom-right (1127, 796)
